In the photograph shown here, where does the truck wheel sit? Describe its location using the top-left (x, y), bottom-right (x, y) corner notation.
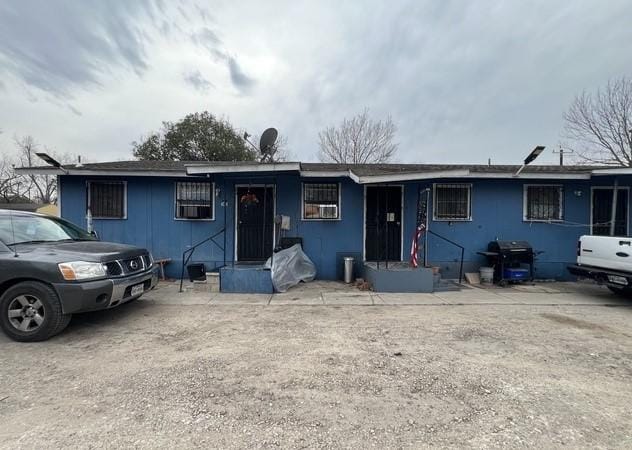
top-left (0, 281), bottom-right (72, 342)
top-left (607, 286), bottom-right (632, 298)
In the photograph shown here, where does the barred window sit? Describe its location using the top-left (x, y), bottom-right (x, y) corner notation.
top-left (88, 181), bottom-right (126, 219)
top-left (303, 183), bottom-right (340, 220)
top-left (433, 184), bottom-right (471, 220)
top-left (175, 182), bottom-right (213, 220)
top-left (524, 185), bottom-right (563, 221)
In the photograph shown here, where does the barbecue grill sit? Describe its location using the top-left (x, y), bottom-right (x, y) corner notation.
top-left (478, 240), bottom-right (536, 285)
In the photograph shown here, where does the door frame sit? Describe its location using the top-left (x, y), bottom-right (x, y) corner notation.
top-left (590, 186), bottom-right (630, 236)
top-left (362, 184), bottom-right (404, 262)
top-left (234, 184), bottom-right (276, 262)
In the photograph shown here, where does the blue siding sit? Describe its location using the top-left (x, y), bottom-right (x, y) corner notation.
top-left (59, 173), bottom-right (632, 281)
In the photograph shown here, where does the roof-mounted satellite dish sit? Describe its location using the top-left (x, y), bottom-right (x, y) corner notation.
top-left (259, 128), bottom-right (278, 155)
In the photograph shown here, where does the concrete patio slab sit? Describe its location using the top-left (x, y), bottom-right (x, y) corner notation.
top-left (270, 293), bottom-right (324, 305)
top-left (154, 294), bottom-right (211, 305)
top-left (493, 291), bottom-right (625, 305)
top-left (374, 293), bottom-right (446, 305)
top-left (322, 292), bottom-right (373, 305)
top-left (209, 293), bottom-right (272, 305)
top-left (433, 289), bottom-right (508, 304)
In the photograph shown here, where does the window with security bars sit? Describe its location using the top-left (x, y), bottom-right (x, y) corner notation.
top-left (524, 185), bottom-right (563, 221)
top-left (88, 181), bottom-right (126, 218)
top-left (433, 184), bottom-right (471, 220)
top-left (303, 183), bottom-right (340, 219)
top-left (175, 182), bottom-right (213, 219)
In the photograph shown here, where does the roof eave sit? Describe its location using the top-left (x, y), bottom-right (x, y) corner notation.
top-left (15, 167), bottom-right (189, 177)
top-left (185, 162), bottom-right (301, 175)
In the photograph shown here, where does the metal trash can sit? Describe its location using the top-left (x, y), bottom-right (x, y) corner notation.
top-left (343, 256), bottom-right (354, 283)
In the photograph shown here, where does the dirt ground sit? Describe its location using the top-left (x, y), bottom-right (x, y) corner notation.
top-left (1, 282), bottom-right (632, 449)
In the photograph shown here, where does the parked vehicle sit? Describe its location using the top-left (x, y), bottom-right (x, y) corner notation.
top-left (0, 210), bottom-right (158, 341)
top-left (568, 235), bottom-right (632, 296)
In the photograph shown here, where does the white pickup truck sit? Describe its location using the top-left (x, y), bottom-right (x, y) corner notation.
top-left (568, 235), bottom-right (632, 296)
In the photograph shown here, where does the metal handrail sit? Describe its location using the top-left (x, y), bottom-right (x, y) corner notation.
top-left (426, 229), bottom-right (465, 283)
top-left (179, 228), bottom-right (225, 292)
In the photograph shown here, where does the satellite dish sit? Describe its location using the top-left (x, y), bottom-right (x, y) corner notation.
top-left (259, 128), bottom-right (278, 154)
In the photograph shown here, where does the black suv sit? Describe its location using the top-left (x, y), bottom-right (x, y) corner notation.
top-left (0, 210), bottom-right (158, 341)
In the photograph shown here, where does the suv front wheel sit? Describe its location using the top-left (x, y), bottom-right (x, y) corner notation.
top-left (0, 281), bottom-right (71, 342)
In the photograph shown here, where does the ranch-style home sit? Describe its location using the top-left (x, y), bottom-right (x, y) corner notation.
top-left (17, 161), bottom-right (632, 291)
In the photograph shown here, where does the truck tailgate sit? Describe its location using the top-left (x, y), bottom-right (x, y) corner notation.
top-left (578, 235), bottom-right (632, 272)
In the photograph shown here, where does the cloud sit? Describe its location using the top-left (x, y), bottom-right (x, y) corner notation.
top-left (189, 26), bottom-right (256, 94)
top-left (0, 0), bottom-right (631, 165)
top-left (183, 70), bottom-right (214, 93)
top-left (226, 57), bottom-right (256, 94)
top-left (191, 27), bottom-right (222, 51)
top-left (0, 0), bottom-right (155, 98)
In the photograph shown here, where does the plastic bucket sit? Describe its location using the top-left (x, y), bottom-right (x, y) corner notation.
top-left (479, 266), bottom-right (494, 284)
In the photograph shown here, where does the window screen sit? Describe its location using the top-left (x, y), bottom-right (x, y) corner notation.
top-left (434, 184), bottom-right (471, 220)
top-left (303, 183), bottom-right (340, 219)
top-left (525, 185), bottom-right (562, 221)
top-left (175, 182), bottom-right (213, 219)
top-left (88, 181), bottom-right (126, 218)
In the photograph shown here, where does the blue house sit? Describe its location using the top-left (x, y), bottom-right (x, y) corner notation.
top-left (19, 161), bottom-right (632, 290)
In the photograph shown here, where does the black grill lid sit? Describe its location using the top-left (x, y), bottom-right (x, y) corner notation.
top-left (488, 240), bottom-right (532, 251)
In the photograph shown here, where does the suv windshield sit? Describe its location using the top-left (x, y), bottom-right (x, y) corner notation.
top-left (0, 214), bottom-right (96, 246)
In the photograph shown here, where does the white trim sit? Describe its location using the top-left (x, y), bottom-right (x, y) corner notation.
top-left (590, 186), bottom-right (630, 236)
top-left (432, 183), bottom-right (472, 222)
top-left (56, 175), bottom-right (61, 217)
top-left (173, 181), bottom-right (216, 221)
top-left (469, 172), bottom-right (591, 180)
top-left (591, 168), bottom-right (632, 175)
top-left (362, 185), bottom-right (366, 262)
top-left (187, 162), bottom-right (300, 175)
top-left (400, 185), bottom-right (405, 261)
top-left (233, 184), bottom-right (276, 262)
top-left (522, 184), bottom-right (564, 222)
top-left (300, 182), bottom-right (342, 221)
top-left (15, 167), bottom-right (189, 177)
top-left (353, 170), bottom-right (469, 184)
top-left (362, 184), bottom-right (404, 261)
top-left (300, 170), bottom-right (351, 178)
top-left (87, 180), bottom-right (128, 220)
top-left (16, 164), bottom-right (593, 181)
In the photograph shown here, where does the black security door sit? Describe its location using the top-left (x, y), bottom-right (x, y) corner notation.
top-left (592, 188), bottom-right (628, 236)
top-left (237, 186), bottom-right (274, 261)
top-left (365, 186), bottom-right (402, 261)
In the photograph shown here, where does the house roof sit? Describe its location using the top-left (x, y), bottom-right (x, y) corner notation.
top-left (15, 160), bottom-right (610, 182)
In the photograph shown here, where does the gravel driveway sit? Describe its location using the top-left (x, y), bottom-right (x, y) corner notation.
top-left (1, 283), bottom-right (632, 448)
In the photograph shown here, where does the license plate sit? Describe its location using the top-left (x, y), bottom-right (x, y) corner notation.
top-left (130, 283), bottom-right (144, 296)
top-left (608, 275), bottom-right (628, 286)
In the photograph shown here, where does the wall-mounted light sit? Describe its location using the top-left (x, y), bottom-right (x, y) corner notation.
top-left (573, 190), bottom-right (583, 197)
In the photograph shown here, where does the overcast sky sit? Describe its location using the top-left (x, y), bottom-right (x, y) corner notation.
top-left (1, 0), bottom-right (631, 165)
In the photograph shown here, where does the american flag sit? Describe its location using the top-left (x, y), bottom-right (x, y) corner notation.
top-left (410, 190), bottom-right (428, 267)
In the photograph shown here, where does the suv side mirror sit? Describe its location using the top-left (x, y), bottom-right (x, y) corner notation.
top-left (90, 230), bottom-right (99, 240)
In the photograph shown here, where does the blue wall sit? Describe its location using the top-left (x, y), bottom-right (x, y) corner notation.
top-left (59, 173), bottom-right (631, 281)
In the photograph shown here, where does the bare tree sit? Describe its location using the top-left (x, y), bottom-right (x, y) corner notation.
top-left (318, 109), bottom-right (397, 164)
top-left (564, 77), bottom-right (632, 166)
top-left (14, 135), bottom-right (64, 204)
top-left (0, 153), bottom-right (20, 202)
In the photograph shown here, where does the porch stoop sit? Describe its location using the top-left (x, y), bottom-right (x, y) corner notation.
top-left (192, 272), bottom-right (220, 293)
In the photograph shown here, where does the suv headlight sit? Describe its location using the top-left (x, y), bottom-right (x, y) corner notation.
top-left (58, 261), bottom-right (107, 281)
